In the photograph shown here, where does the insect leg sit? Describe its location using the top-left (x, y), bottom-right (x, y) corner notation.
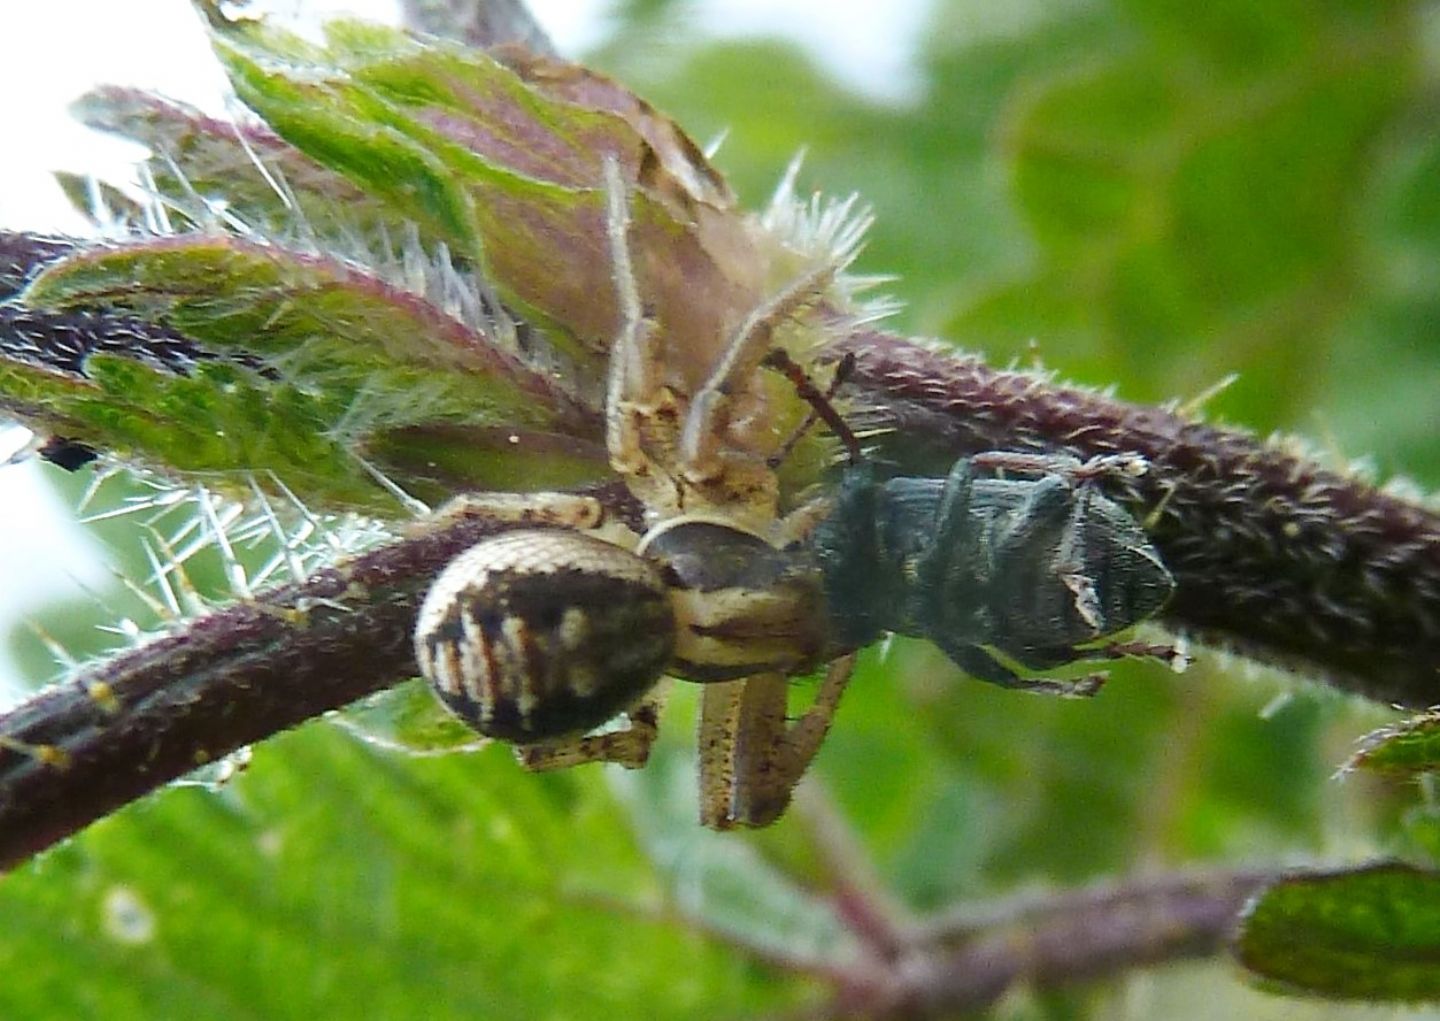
top-left (935, 638), bottom-right (1105, 698)
top-left (1014, 638), bottom-right (1189, 674)
top-left (915, 457), bottom-right (977, 608)
top-left (1085, 639), bottom-right (1191, 672)
top-left (993, 474), bottom-right (1076, 561)
top-left (1052, 486), bottom-right (1105, 630)
top-left (762, 348), bottom-right (861, 467)
top-left (969, 451), bottom-right (1146, 482)
top-left (969, 450), bottom-right (1082, 477)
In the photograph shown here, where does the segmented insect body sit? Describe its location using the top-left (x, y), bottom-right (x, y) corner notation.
top-left (809, 456), bottom-right (1175, 693)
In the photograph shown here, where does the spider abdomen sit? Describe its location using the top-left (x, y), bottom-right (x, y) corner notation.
top-left (414, 530), bottom-right (675, 743)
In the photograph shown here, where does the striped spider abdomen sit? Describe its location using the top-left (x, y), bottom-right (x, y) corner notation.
top-left (414, 529), bottom-right (676, 743)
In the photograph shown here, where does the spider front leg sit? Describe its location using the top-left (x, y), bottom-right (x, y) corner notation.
top-left (697, 655), bottom-right (858, 829)
top-left (601, 158), bottom-right (687, 512)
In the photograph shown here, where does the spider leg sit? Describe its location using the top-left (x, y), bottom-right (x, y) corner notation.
top-left (679, 262), bottom-right (836, 487)
top-left (698, 654), bottom-right (857, 829)
top-left (602, 158), bottom-right (654, 412)
top-left (425, 491), bottom-right (608, 531)
top-left (420, 490), bottom-right (642, 553)
top-left (601, 158), bottom-right (681, 506)
top-left (515, 685), bottom-right (668, 771)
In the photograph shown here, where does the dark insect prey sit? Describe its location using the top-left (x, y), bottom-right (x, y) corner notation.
top-left (809, 450), bottom-right (1179, 696)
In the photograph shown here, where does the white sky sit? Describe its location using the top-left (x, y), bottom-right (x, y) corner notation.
top-left (0, 1), bottom-right (927, 695)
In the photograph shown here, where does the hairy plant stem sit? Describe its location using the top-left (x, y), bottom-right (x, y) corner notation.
top-left (0, 507), bottom-right (508, 872)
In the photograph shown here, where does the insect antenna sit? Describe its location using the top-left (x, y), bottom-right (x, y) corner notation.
top-left (762, 349), bottom-right (861, 467)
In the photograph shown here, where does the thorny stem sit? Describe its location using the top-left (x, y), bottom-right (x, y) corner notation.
top-left (1, 233), bottom-right (75, 300)
top-left (0, 506), bottom-right (514, 872)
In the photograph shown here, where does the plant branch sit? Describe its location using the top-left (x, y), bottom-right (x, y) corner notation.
top-left (0, 505), bottom-right (519, 872)
top-left (1, 231), bottom-right (76, 299)
top-left (790, 777), bottom-right (1282, 1017)
top-left (850, 867), bottom-right (1279, 1017)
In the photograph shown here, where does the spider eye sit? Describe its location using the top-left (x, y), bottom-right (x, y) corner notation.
top-left (414, 530), bottom-right (675, 743)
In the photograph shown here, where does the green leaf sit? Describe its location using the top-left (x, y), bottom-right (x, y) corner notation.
top-left (70, 86), bottom-right (389, 239)
top-left (0, 724), bottom-right (817, 1020)
top-left (936, 0), bottom-right (1414, 421)
top-left (197, 1), bottom-right (852, 497)
top-left (15, 235), bottom-right (604, 511)
top-left (1234, 862), bottom-right (1440, 1001)
top-left (25, 235), bottom-right (573, 424)
top-left (200, 5), bottom-right (777, 368)
top-left (1346, 712), bottom-right (1440, 779)
top-left (337, 679), bottom-right (489, 754)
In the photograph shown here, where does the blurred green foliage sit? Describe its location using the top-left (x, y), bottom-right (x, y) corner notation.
top-left (1236, 863), bottom-right (1440, 1000)
top-left (4, 1), bottom-right (1440, 1017)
